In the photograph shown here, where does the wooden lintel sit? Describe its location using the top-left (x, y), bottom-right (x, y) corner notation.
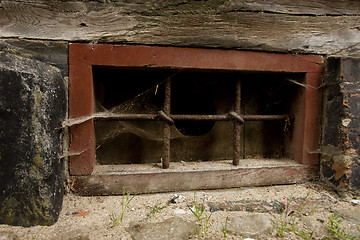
top-left (1, 1), bottom-right (360, 56)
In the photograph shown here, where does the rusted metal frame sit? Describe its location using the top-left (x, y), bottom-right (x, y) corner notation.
top-left (233, 79), bottom-right (243, 166)
top-left (162, 77), bottom-right (172, 169)
top-left (93, 113), bottom-right (288, 121)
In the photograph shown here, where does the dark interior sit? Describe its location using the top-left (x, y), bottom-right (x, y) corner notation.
top-left (93, 66), bottom-right (303, 165)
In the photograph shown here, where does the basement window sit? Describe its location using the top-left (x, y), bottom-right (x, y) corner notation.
top-left (93, 68), bottom-right (300, 165)
top-left (69, 44), bottom-right (323, 194)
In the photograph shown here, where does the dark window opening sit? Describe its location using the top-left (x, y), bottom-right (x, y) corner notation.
top-left (92, 66), bottom-right (302, 165)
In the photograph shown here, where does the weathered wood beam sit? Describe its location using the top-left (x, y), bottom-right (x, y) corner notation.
top-left (0, 1), bottom-right (359, 56)
top-left (72, 162), bottom-right (319, 195)
top-left (222, 0), bottom-right (360, 16)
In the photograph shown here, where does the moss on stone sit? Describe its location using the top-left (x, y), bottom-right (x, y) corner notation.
top-left (0, 191), bottom-right (55, 226)
top-left (35, 90), bottom-right (42, 108)
top-left (34, 153), bottom-right (42, 167)
top-left (0, 51), bottom-right (65, 227)
top-left (2, 48), bottom-right (33, 60)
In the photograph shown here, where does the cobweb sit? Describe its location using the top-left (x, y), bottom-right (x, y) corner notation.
top-left (94, 76), bottom-right (184, 150)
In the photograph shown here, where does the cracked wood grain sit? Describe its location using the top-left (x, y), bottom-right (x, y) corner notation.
top-left (0, 0), bottom-right (359, 56)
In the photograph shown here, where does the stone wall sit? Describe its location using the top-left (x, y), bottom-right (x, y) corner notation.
top-left (321, 57), bottom-right (360, 196)
top-left (0, 0), bottom-right (359, 226)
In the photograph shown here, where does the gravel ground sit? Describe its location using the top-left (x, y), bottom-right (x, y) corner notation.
top-left (1, 181), bottom-right (359, 240)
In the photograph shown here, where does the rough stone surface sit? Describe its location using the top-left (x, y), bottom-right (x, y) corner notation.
top-left (350, 157), bottom-right (360, 192)
top-left (0, 231), bottom-right (19, 240)
top-left (227, 213), bottom-right (273, 238)
top-left (0, 183), bottom-right (356, 239)
top-left (334, 209), bottom-right (360, 225)
top-left (208, 200), bottom-right (284, 213)
top-left (50, 230), bottom-right (90, 240)
top-left (321, 57), bottom-right (360, 195)
top-left (0, 39), bottom-right (68, 77)
top-left (126, 217), bottom-right (196, 240)
top-left (301, 216), bottom-right (328, 238)
top-left (0, 52), bottom-right (66, 226)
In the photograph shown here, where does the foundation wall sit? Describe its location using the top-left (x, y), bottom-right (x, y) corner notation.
top-left (0, 0), bottom-right (359, 226)
top-left (321, 57), bottom-right (360, 196)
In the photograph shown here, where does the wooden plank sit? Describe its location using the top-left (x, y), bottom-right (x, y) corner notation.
top-left (222, 0), bottom-right (360, 16)
top-left (72, 163), bottom-right (319, 195)
top-left (0, 1), bottom-right (359, 56)
top-left (69, 43), bottom-right (323, 72)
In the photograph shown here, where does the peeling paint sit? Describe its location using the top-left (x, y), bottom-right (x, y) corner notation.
top-left (342, 118), bottom-right (351, 127)
top-left (322, 57), bottom-right (360, 195)
top-left (332, 161), bottom-right (351, 181)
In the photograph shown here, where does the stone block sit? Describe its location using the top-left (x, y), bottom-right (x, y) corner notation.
top-left (126, 217), bottom-right (196, 240)
top-left (227, 213), bottom-right (273, 238)
top-left (0, 51), bottom-right (66, 226)
top-left (321, 57), bottom-right (360, 195)
top-left (0, 39), bottom-right (68, 77)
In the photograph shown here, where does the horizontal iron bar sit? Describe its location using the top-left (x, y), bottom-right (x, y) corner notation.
top-left (93, 113), bottom-right (288, 121)
top-left (241, 115), bottom-right (288, 121)
top-left (171, 114), bottom-right (287, 121)
top-left (94, 113), bottom-right (158, 121)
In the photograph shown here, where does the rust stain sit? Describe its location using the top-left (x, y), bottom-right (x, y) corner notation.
top-left (332, 162), bottom-right (351, 181)
top-left (345, 148), bottom-right (357, 155)
top-left (339, 126), bottom-right (357, 155)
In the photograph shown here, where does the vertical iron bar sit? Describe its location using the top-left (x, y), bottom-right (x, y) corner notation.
top-left (162, 77), bottom-right (171, 169)
top-left (233, 79), bottom-right (241, 165)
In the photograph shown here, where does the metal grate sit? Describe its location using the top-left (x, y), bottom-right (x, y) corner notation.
top-left (92, 77), bottom-right (289, 169)
top-left (69, 43), bottom-right (323, 176)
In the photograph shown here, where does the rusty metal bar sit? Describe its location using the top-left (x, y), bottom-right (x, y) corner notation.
top-left (170, 114), bottom-right (228, 121)
top-left (241, 115), bottom-right (288, 121)
top-left (233, 79), bottom-right (241, 166)
top-left (159, 110), bottom-right (174, 124)
top-left (162, 77), bottom-right (171, 169)
top-left (171, 114), bottom-right (287, 121)
top-left (93, 113), bottom-right (288, 121)
top-left (92, 77), bottom-right (291, 169)
top-left (94, 113), bottom-right (158, 121)
top-left (229, 111), bottom-right (245, 124)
